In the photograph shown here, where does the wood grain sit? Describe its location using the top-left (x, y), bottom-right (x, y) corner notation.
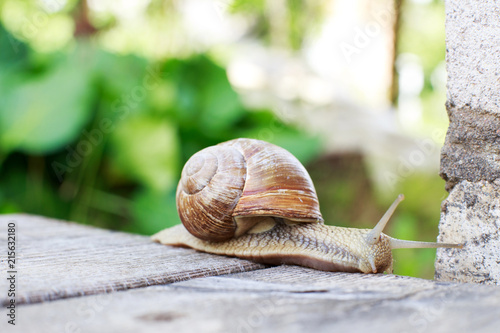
top-left (6, 266), bottom-right (500, 333)
top-left (0, 214), bottom-right (265, 305)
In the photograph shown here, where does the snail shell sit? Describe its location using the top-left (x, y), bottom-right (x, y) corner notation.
top-left (176, 138), bottom-right (323, 241)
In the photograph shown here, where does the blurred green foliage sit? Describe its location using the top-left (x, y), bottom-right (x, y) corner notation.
top-left (0, 22), bottom-right (319, 236)
top-left (398, 0), bottom-right (448, 134)
top-left (0, 0), bottom-right (448, 279)
top-left (390, 0), bottom-right (449, 278)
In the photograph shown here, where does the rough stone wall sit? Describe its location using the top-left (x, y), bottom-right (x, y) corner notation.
top-left (435, 0), bottom-right (500, 284)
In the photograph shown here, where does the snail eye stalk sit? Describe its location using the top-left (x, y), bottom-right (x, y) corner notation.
top-left (365, 194), bottom-right (405, 245)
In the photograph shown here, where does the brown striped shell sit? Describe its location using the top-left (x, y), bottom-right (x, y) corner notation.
top-left (176, 138), bottom-right (323, 242)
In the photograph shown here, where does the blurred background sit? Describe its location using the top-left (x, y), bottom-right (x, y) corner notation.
top-left (0, 0), bottom-right (448, 278)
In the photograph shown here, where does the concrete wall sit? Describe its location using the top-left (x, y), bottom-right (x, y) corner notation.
top-left (435, 0), bottom-right (500, 284)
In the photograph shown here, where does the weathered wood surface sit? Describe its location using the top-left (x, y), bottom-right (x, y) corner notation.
top-left (11, 267), bottom-right (500, 333)
top-left (1, 214), bottom-right (500, 333)
top-left (0, 214), bottom-right (264, 305)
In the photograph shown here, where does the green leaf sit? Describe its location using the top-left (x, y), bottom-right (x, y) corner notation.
top-left (0, 23), bottom-right (29, 70)
top-left (129, 188), bottom-right (180, 235)
top-left (199, 64), bottom-right (243, 132)
top-left (239, 125), bottom-right (322, 165)
top-left (0, 57), bottom-right (94, 154)
top-left (110, 115), bottom-right (180, 191)
top-left (270, 132), bottom-right (322, 165)
top-left (94, 51), bottom-right (150, 103)
top-left (166, 56), bottom-right (244, 132)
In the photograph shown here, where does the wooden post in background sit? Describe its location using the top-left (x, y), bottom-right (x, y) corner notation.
top-left (436, 0), bottom-right (500, 284)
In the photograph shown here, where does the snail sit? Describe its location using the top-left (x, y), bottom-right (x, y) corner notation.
top-left (152, 138), bottom-right (462, 274)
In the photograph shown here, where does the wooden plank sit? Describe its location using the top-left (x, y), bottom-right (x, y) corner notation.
top-left (5, 265), bottom-right (500, 333)
top-left (0, 214), bottom-right (265, 305)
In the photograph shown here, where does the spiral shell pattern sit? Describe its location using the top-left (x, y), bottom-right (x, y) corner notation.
top-left (176, 138), bottom-right (323, 241)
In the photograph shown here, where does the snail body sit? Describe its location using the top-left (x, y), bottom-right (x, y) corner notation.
top-left (153, 138), bottom-right (462, 274)
top-left (154, 220), bottom-right (394, 273)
